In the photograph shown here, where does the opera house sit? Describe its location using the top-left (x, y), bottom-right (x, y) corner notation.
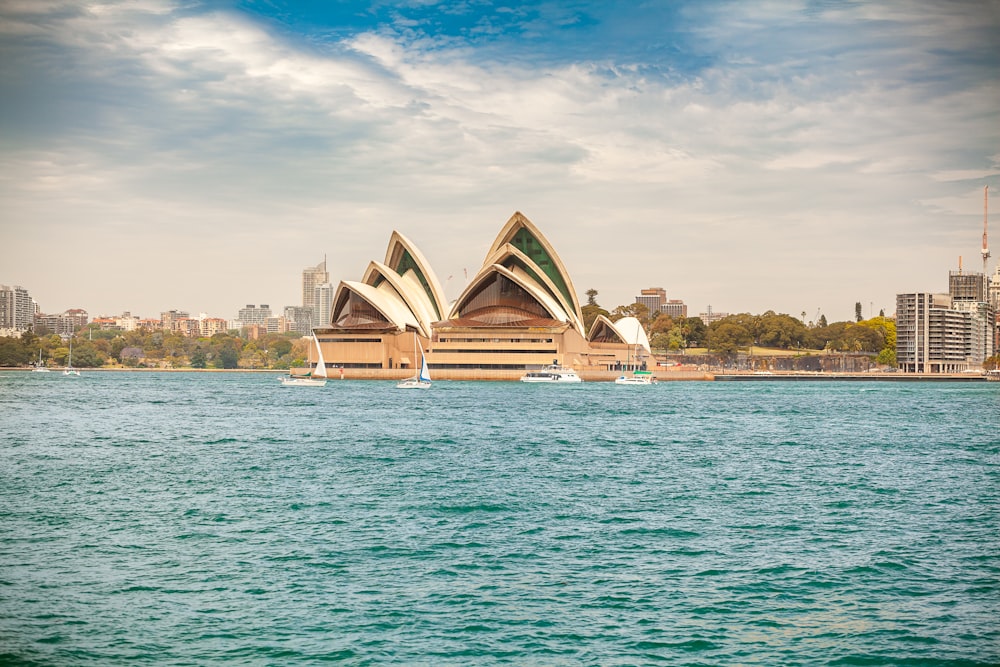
top-left (312, 212), bottom-right (650, 378)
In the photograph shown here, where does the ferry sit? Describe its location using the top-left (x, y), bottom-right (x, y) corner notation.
top-left (520, 364), bottom-right (582, 383)
top-left (985, 369), bottom-right (1000, 382)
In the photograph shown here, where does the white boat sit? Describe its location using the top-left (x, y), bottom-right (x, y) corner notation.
top-left (397, 334), bottom-right (431, 389)
top-left (614, 328), bottom-right (653, 385)
top-left (985, 369), bottom-right (1000, 382)
top-left (279, 333), bottom-right (328, 387)
top-left (63, 339), bottom-right (81, 376)
top-left (615, 370), bottom-right (655, 385)
top-left (520, 364), bottom-right (582, 383)
top-left (32, 349), bottom-right (50, 373)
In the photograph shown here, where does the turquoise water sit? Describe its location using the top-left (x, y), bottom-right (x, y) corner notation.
top-left (1, 372), bottom-right (998, 666)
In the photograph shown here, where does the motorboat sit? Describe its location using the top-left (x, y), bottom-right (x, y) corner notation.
top-left (520, 364), bottom-right (582, 383)
top-left (614, 370), bottom-right (655, 385)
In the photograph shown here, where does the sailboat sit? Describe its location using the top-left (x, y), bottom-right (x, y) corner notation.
top-left (397, 333), bottom-right (431, 389)
top-left (279, 333), bottom-right (328, 386)
top-left (615, 328), bottom-right (654, 385)
top-left (63, 338), bottom-right (81, 376)
top-left (32, 348), bottom-right (51, 373)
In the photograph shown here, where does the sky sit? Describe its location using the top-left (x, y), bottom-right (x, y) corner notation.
top-left (1, 0), bottom-right (998, 324)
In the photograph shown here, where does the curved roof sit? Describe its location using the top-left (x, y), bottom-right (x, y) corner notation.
top-left (325, 214), bottom-right (586, 336)
top-left (610, 316), bottom-right (651, 353)
top-left (362, 261), bottom-right (437, 337)
top-left (449, 264), bottom-right (570, 326)
top-left (483, 243), bottom-right (585, 336)
top-left (330, 280), bottom-right (420, 333)
top-left (384, 231), bottom-right (448, 321)
top-left (486, 212), bottom-right (584, 327)
top-left (588, 314), bottom-right (626, 344)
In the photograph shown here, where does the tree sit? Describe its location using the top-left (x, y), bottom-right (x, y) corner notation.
top-left (707, 320), bottom-right (752, 354)
top-left (0, 336), bottom-right (31, 366)
top-left (818, 314), bottom-right (828, 328)
top-left (855, 301), bottom-right (863, 322)
top-left (610, 302), bottom-right (649, 323)
top-left (217, 347), bottom-right (239, 369)
top-left (190, 347), bottom-right (207, 369)
top-left (70, 342), bottom-right (105, 367)
top-left (581, 303), bottom-right (610, 334)
top-left (649, 313), bottom-right (674, 336)
top-left (585, 289), bottom-right (598, 306)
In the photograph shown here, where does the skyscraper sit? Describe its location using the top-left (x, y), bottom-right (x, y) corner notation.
top-left (302, 258), bottom-right (328, 327)
top-left (0, 284), bottom-right (34, 333)
top-left (313, 283), bottom-right (334, 329)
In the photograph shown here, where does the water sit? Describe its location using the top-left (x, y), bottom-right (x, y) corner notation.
top-left (1, 372), bottom-right (998, 666)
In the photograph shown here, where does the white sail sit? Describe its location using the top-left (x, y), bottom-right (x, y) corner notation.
top-left (312, 333), bottom-right (328, 378)
top-left (418, 353), bottom-right (431, 383)
top-left (396, 332), bottom-right (431, 388)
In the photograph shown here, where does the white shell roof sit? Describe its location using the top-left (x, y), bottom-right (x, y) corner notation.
top-left (611, 317), bottom-right (651, 353)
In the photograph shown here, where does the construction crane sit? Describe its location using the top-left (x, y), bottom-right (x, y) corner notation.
top-left (984, 185), bottom-right (991, 274)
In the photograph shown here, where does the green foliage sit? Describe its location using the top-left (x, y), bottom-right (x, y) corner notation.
top-left (70, 343), bottom-right (104, 368)
top-left (581, 304), bottom-right (610, 334)
top-left (707, 321), bottom-right (752, 354)
top-left (190, 347), bottom-right (208, 369)
top-left (0, 336), bottom-right (32, 366)
top-left (876, 347), bottom-right (897, 366)
top-left (610, 302), bottom-right (649, 323)
top-left (983, 355), bottom-right (1000, 370)
top-left (585, 289), bottom-right (599, 306)
top-left (707, 312), bottom-right (806, 352)
top-left (216, 347), bottom-right (239, 369)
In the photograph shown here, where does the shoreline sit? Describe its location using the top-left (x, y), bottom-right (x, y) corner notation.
top-left (2, 367), bottom-right (991, 382)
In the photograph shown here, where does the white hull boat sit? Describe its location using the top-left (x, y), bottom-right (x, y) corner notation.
top-left (280, 333), bottom-right (329, 387)
top-left (520, 365), bottom-right (582, 383)
top-left (397, 335), bottom-right (431, 389)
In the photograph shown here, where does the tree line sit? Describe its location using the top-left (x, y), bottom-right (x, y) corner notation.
top-left (1, 293), bottom-right (903, 369)
top-left (0, 328), bottom-right (309, 369)
top-left (583, 290), bottom-right (897, 365)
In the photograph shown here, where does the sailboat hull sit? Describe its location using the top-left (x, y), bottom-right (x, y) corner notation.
top-left (279, 376), bottom-right (327, 387)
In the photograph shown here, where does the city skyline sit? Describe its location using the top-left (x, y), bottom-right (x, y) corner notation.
top-left (1, 1), bottom-right (998, 322)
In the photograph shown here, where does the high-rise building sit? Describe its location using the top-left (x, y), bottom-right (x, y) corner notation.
top-left (635, 287), bottom-right (666, 315)
top-left (284, 306), bottom-right (314, 334)
top-left (0, 284), bottom-right (34, 334)
top-left (661, 299), bottom-right (688, 319)
top-left (313, 283), bottom-right (335, 329)
top-left (895, 292), bottom-right (994, 373)
top-left (302, 258), bottom-right (328, 325)
top-left (34, 309), bottom-right (89, 337)
top-left (989, 266), bottom-right (1000, 310)
top-left (949, 270), bottom-right (987, 303)
top-left (635, 287), bottom-right (687, 319)
top-left (948, 268), bottom-right (995, 363)
top-left (237, 304), bottom-right (271, 326)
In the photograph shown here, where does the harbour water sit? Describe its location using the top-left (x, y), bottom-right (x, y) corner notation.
top-left (2, 372), bottom-right (998, 665)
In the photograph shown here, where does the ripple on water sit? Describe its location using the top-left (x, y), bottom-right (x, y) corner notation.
top-left (0, 373), bottom-right (998, 665)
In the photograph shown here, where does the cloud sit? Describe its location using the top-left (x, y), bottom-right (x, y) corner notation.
top-left (0, 0), bottom-right (997, 320)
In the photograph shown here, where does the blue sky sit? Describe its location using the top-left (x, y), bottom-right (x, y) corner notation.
top-left (1, 0), bottom-right (998, 322)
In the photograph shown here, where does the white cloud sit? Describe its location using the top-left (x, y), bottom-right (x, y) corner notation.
top-left (0, 0), bottom-right (997, 321)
